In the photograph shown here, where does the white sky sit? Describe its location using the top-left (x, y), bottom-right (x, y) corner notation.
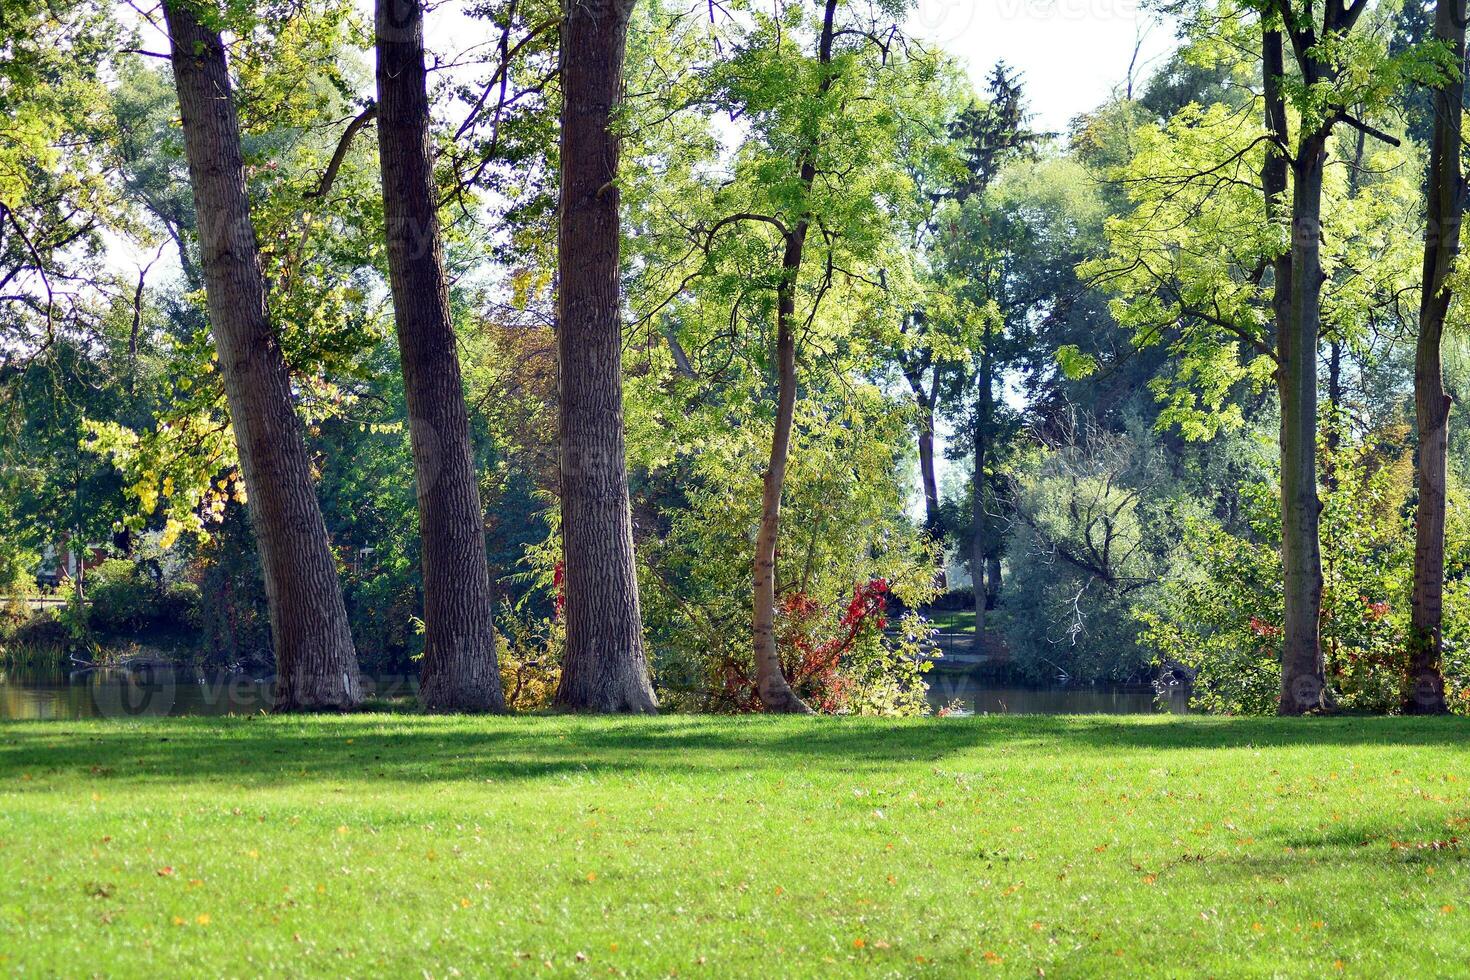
top-left (907, 0), bottom-right (1177, 132)
top-left (407, 0), bottom-right (1178, 133)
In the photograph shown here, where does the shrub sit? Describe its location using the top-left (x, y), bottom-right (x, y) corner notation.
top-left (1138, 430), bottom-right (1470, 714)
top-left (87, 559), bottom-right (162, 634)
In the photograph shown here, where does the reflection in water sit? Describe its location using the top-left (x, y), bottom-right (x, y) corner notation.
top-left (0, 665), bottom-right (424, 720)
top-left (2, 662), bottom-right (1182, 720)
top-left (0, 665), bottom-right (276, 720)
top-left (925, 673), bottom-right (1186, 715)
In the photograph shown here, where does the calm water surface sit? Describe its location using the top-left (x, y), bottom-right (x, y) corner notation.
top-left (1, 663), bottom-right (1180, 720)
top-left (0, 665), bottom-right (425, 720)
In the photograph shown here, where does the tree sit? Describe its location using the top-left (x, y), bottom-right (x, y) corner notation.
top-left (162, 0), bottom-right (361, 710)
top-left (738, 0), bottom-right (841, 715)
top-left (935, 67), bottom-right (1039, 634)
top-left (1268, 0), bottom-right (1387, 715)
top-left (1085, 0), bottom-right (1423, 715)
top-left (1405, 0), bottom-right (1464, 714)
top-left (376, 0), bottom-right (506, 712)
top-left (553, 0), bottom-right (658, 712)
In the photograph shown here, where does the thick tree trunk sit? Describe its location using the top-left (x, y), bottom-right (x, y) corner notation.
top-left (376, 0), bottom-right (505, 712)
top-left (163, 0), bottom-right (361, 711)
top-left (553, 0), bottom-right (657, 712)
top-left (750, 0), bottom-right (838, 714)
top-left (1277, 133), bottom-right (1328, 715)
top-left (1406, 0), bottom-right (1464, 714)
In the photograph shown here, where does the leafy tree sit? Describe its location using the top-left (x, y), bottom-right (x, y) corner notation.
top-left (161, 0), bottom-right (362, 710)
top-left (554, 0), bottom-right (659, 712)
top-left (376, 0), bottom-right (505, 712)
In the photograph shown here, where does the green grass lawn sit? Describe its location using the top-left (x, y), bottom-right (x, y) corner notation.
top-left (928, 609), bottom-right (976, 634)
top-left (2, 715), bottom-right (1467, 976)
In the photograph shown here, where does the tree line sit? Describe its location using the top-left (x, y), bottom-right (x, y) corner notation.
top-left (2, 0), bottom-right (1468, 716)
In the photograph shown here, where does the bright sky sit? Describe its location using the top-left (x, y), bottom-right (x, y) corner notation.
top-left (407, 0), bottom-right (1179, 133)
top-left (907, 0), bottom-right (1177, 132)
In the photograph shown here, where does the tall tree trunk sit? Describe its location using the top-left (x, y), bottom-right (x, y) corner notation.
top-left (751, 0), bottom-right (838, 714)
top-left (909, 380), bottom-right (947, 590)
top-left (972, 322), bottom-right (993, 640)
top-left (1277, 132), bottom-right (1328, 715)
top-left (752, 248), bottom-right (812, 713)
top-left (376, 0), bottom-right (505, 712)
top-left (916, 396), bottom-right (941, 539)
top-left (554, 0), bottom-right (657, 712)
top-left (163, 0), bottom-right (361, 711)
top-left (901, 339), bottom-right (947, 590)
top-left (1406, 0), bottom-right (1464, 714)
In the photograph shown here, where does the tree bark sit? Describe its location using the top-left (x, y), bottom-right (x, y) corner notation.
top-left (900, 328), bottom-right (947, 590)
top-left (906, 370), bottom-right (947, 590)
top-left (1277, 131), bottom-right (1328, 715)
top-left (916, 394), bottom-right (942, 541)
top-left (972, 319), bottom-right (993, 639)
top-left (553, 0), bottom-right (657, 712)
top-left (751, 0), bottom-right (839, 714)
top-left (1406, 0), bottom-right (1464, 714)
top-left (163, 0), bottom-right (362, 711)
top-left (376, 0), bottom-right (505, 712)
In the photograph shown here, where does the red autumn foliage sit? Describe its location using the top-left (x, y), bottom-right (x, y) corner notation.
top-left (718, 578), bottom-right (890, 712)
top-left (552, 561), bottom-right (566, 621)
top-left (1248, 616), bottom-right (1281, 639)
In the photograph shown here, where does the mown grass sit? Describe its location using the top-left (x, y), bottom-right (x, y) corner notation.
top-left (1, 714), bottom-right (1467, 976)
top-left (928, 609), bottom-right (976, 635)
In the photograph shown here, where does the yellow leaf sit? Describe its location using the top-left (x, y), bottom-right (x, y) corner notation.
top-left (196, 914), bottom-right (210, 926)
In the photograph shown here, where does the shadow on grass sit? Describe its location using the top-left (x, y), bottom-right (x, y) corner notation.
top-left (0, 715), bottom-right (1466, 788)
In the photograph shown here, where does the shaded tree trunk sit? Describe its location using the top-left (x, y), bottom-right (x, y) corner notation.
top-left (751, 0), bottom-right (839, 714)
top-left (916, 395), bottom-right (942, 543)
top-left (163, 0), bottom-right (361, 711)
top-left (902, 354), bottom-right (947, 590)
top-left (553, 0), bottom-right (657, 712)
top-left (972, 320), bottom-right (993, 640)
top-left (1406, 0), bottom-right (1464, 714)
top-left (376, 0), bottom-right (505, 712)
top-left (1277, 132), bottom-right (1328, 715)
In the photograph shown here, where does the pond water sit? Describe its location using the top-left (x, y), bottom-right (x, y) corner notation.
top-left (0, 663), bottom-right (1182, 720)
top-left (924, 673), bottom-right (1185, 715)
top-left (0, 665), bottom-right (423, 721)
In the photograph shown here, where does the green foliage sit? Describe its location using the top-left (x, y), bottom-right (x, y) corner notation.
top-left (87, 559), bottom-right (160, 634)
top-left (87, 557), bottom-right (201, 637)
top-left (1140, 428), bottom-right (1470, 714)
